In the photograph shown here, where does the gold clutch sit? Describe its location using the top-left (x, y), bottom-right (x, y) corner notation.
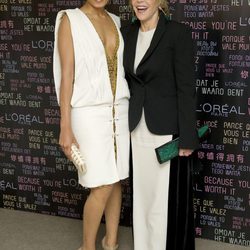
top-left (71, 144), bottom-right (87, 175)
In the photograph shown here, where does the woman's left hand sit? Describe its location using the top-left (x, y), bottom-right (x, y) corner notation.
top-left (179, 149), bottom-right (193, 157)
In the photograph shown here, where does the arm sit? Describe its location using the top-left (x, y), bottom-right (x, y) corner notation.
top-left (58, 14), bottom-right (78, 159)
top-left (174, 25), bottom-right (199, 156)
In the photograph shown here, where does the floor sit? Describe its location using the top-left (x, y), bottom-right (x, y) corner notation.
top-left (0, 208), bottom-right (248, 250)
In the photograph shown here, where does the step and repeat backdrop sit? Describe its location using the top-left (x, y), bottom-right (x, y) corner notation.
top-left (169, 1), bottom-right (250, 247)
top-left (0, 0), bottom-right (249, 246)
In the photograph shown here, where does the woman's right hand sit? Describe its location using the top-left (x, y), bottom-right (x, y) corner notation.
top-left (59, 127), bottom-right (79, 160)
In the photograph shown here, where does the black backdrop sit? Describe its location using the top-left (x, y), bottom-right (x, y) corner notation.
top-left (0, 0), bottom-right (249, 246)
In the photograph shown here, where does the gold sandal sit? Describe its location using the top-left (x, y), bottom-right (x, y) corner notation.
top-left (102, 237), bottom-right (119, 250)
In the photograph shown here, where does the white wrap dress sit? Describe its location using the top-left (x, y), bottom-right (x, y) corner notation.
top-left (53, 8), bottom-right (130, 188)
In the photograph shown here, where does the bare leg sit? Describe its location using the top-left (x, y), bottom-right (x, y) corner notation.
top-left (104, 182), bottom-right (122, 247)
top-left (82, 185), bottom-right (114, 250)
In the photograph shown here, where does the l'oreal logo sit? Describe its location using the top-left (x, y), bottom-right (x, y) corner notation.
top-left (196, 103), bottom-right (246, 117)
top-left (5, 113), bottom-right (44, 124)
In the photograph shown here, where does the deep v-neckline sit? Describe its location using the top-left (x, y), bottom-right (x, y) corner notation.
top-left (77, 8), bottom-right (119, 60)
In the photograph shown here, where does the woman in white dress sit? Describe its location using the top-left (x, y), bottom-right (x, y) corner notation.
top-left (53, 0), bottom-right (130, 249)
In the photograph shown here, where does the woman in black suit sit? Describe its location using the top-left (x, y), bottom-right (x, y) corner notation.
top-left (121, 0), bottom-right (199, 249)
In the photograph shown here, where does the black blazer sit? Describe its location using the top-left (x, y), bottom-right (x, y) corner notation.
top-left (121, 13), bottom-right (199, 149)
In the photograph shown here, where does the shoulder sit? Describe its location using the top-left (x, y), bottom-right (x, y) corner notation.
top-left (108, 12), bottom-right (121, 27)
top-left (56, 8), bottom-right (74, 17)
top-left (165, 20), bottom-right (192, 37)
top-left (55, 9), bottom-right (72, 29)
top-left (120, 22), bottom-right (138, 40)
top-left (56, 8), bottom-right (80, 23)
top-left (120, 24), bottom-right (131, 38)
top-left (55, 9), bottom-right (82, 40)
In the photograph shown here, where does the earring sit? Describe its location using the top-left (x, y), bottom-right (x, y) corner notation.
top-left (131, 9), bottom-right (137, 23)
top-left (131, 15), bottom-right (137, 23)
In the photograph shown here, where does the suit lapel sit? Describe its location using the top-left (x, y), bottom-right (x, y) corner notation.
top-left (136, 12), bottom-right (167, 71)
top-left (124, 21), bottom-right (140, 75)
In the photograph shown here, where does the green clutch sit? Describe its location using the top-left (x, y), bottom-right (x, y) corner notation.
top-left (155, 125), bottom-right (209, 164)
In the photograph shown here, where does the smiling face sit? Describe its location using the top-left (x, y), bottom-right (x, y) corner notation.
top-left (131, 0), bottom-right (160, 23)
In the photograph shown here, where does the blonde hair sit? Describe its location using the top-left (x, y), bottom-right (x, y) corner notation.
top-left (159, 0), bottom-right (169, 16)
